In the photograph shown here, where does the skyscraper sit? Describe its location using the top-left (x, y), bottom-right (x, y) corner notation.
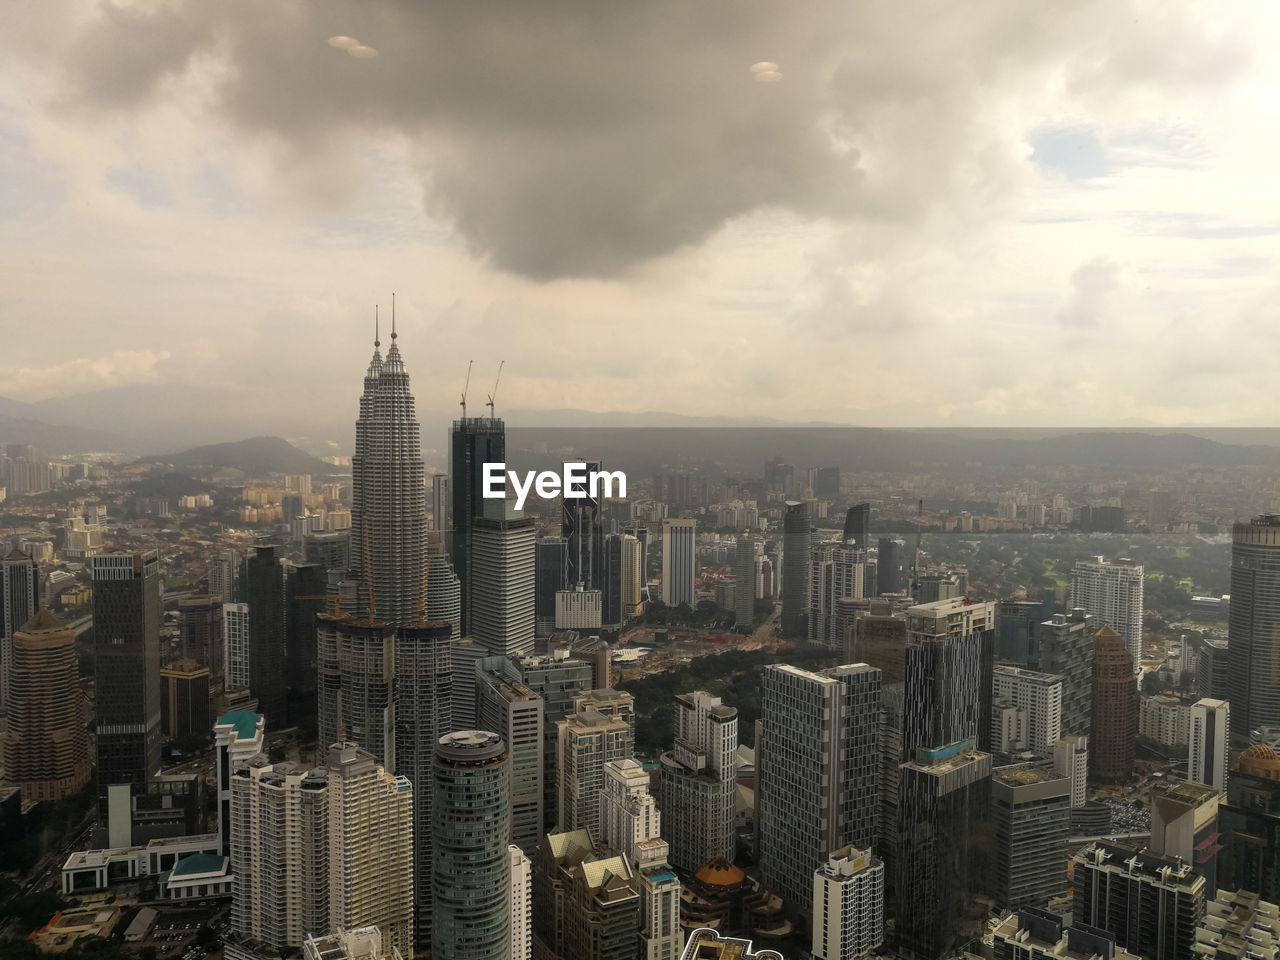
top-left (284, 562), bottom-right (325, 723)
top-left (659, 691), bottom-right (738, 873)
top-left (535, 537), bottom-right (569, 637)
top-left (450, 416), bottom-right (506, 636)
top-left (876, 538), bottom-right (904, 595)
top-left (660, 518), bottom-right (696, 608)
top-left (1227, 515), bottom-right (1280, 745)
top-left (757, 663), bottom-right (881, 914)
top-left (734, 531), bottom-right (755, 628)
top-left (1091, 625), bottom-right (1137, 781)
top-left (843, 502), bottom-right (871, 548)
top-left (316, 612), bottom-right (396, 765)
top-left (475, 661), bottom-right (544, 853)
top-left (471, 499), bottom-right (535, 658)
top-left (903, 598), bottom-right (996, 756)
top-left (1070, 558), bottom-right (1144, 661)
top-left (988, 764), bottom-right (1070, 910)
top-left (1189, 698), bottom-right (1230, 794)
top-left (223, 602), bottom-right (251, 699)
top-left (1037, 609), bottom-right (1095, 737)
top-left (781, 502), bottom-right (811, 637)
top-left (92, 551), bottom-right (162, 804)
top-left (509, 846), bottom-right (532, 960)
top-left (991, 665), bottom-right (1063, 755)
top-left (350, 320), bottom-right (427, 629)
top-left (1, 544), bottom-right (39, 708)
top-left (564, 460), bottom-right (605, 590)
top-left (241, 544), bottom-right (287, 724)
top-left (557, 690), bottom-right (636, 836)
top-left (812, 847), bottom-right (884, 960)
top-left (432, 730), bottom-right (512, 960)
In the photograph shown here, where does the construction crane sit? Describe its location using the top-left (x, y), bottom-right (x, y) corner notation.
top-left (459, 360), bottom-right (473, 418)
top-left (297, 595), bottom-right (351, 617)
top-left (485, 360), bottom-right (505, 419)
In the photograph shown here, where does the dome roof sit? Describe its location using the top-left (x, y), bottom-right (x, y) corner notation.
top-left (694, 858), bottom-right (746, 887)
top-left (1240, 744), bottom-right (1280, 780)
top-left (1242, 744), bottom-right (1278, 760)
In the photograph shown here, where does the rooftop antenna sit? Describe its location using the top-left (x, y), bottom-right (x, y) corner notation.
top-left (374, 305), bottom-right (380, 348)
top-left (460, 360), bottom-right (474, 418)
top-left (390, 292), bottom-right (397, 341)
top-left (485, 360), bottom-right (505, 419)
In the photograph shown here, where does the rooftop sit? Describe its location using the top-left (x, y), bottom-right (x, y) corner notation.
top-left (216, 710), bottom-right (262, 740)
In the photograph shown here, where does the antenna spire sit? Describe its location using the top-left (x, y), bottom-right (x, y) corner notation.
top-left (374, 305), bottom-right (381, 348)
top-left (391, 292), bottom-right (397, 340)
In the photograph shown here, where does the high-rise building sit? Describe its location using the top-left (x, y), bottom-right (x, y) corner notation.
top-left (564, 460), bottom-right (605, 591)
top-left (903, 598), bottom-right (996, 756)
top-left (316, 612), bottom-right (396, 765)
top-left (177, 596), bottom-right (223, 692)
top-left (475, 661), bottom-right (543, 852)
top-left (1073, 840), bottom-right (1206, 960)
top-left (213, 710), bottom-right (264, 856)
top-left (516, 652), bottom-right (593, 831)
top-left (241, 544), bottom-right (287, 724)
top-left (1219, 752), bottom-right (1280, 901)
top-left (432, 730), bottom-right (511, 960)
top-left (207, 549), bottom-right (240, 609)
top-left (1037, 609), bottom-right (1095, 737)
top-left (734, 532), bottom-right (755, 628)
top-left (809, 542), bottom-right (867, 648)
top-left (991, 665), bottom-right (1063, 755)
top-left (757, 663), bottom-right (881, 914)
top-left (895, 740), bottom-right (992, 960)
top-left (350, 322), bottom-right (427, 629)
top-left (535, 828), bottom-right (641, 960)
top-left (990, 909), bottom-right (1139, 960)
top-left (1, 610), bottom-right (90, 802)
top-left (450, 416), bottom-right (506, 636)
top-left (621, 533), bottom-right (645, 621)
top-left (394, 620), bottom-right (454, 950)
top-left (1195, 890), bottom-right (1279, 960)
top-left (989, 764), bottom-right (1070, 910)
top-left (1149, 780), bottom-right (1223, 897)
top-left (996, 599), bottom-right (1045, 664)
top-left (876, 538), bottom-right (904, 596)
top-left (1070, 558), bottom-right (1144, 661)
top-left (223, 602), bottom-right (251, 698)
top-left (425, 538), bottom-right (462, 641)
top-left (1189, 698), bottom-right (1230, 793)
top-left (781, 502), bottom-right (811, 637)
top-left (1228, 516), bottom-right (1280, 745)
top-left (471, 499), bottom-right (535, 658)
top-left (843, 503), bottom-right (871, 548)
top-left (1052, 735), bottom-right (1089, 808)
top-left (509, 846), bottom-right (532, 960)
top-left (659, 691), bottom-right (738, 873)
top-left (557, 689), bottom-right (636, 836)
top-left (661, 518), bottom-right (696, 608)
top-left (1092, 625), bottom-right (1137, 781)
top-left (284, 562), bottom-right (325, 723)
top-left (535, 537), bottom-right (568, 637)
top-left (1199, 636), bottom-right (1230, 702)
top-left (1, 544), bottom-right (39, 708)
top-left (811, 846), bottom-right (884, 960)
top-left (430, 473), bottom-right (450, 534)
top-left (92, 551), bottom-right (162, 805)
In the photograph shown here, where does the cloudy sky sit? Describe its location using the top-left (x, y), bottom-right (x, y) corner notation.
top-left (3, 1), bottom-right (1279, 446)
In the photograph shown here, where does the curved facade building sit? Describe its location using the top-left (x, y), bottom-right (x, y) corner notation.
top-left (1228, 516), bottom-right (1280, 744)
top-left (1091, 626), bottom-right (1137, 781)
top-left (316, 613), bottom-right (395, 765)
top-left (433, 730), bottom-right (511, 959)
top-left (781, 501), bottom-right (812, 638)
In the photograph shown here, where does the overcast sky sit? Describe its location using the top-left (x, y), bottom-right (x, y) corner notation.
top-left (3, 1), bottom-right (1279, 444)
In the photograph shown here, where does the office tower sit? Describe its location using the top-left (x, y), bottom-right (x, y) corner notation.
top-left (991, 665), bottom-right (1062, 755)
top-left (1190, 698), bottom-right (1230, 793)
top-left (1073, 841), bottom-right (1206, 960)
top-left (1196, 890), bottom-right (1279, 960)
top-left (1150, 781), bottom-right (1223, 897)
top-left (449, 637), bottom-right (485, 729)
top-left (600, 532), bottom-right (625, 626)
top-left (395, 620), bottom-right (454, 949)
top-left (92, 551), bottom-right (162, 803)
top-left (1198, 636), bottom-right (1230, 701)
top-left (241, 544), bottom-right (287, 723)
top-left (1053, 735), bottom-right (1089, 808)
top-left (1, 610), bottom-right (90, 802)
top-left (475, 661), bottom-right (544, 852)
top-left (207, 549), bottom-right (240, 605)
top-left (1070, 558), bottom-right (1144, 660)
top-left (556, 584), bottom-right (603, 630)
top-left (177, 595), bottom-right (223, 686)
top-left (1, 545), bottom-right (39, 707)
top-left (1092, 625), bottom-right (1137, 781)
top-left (1229, 516), bottom-right (1280, 745)
top-left (989, 764), bottom-right (1070, 910)
top-left (231, 760), bottom-right (332, 951)
top-left (903, 597), bottom-right (996, 756)
top-left (283, 562), bottom-right (324, 722)
top-left (213, 710), bottom-right (264, 856)
top-left (430, 473), bottom-right (450, 533)
top-left (781, 502), bottom-right (811, 637)
top-left (160, 660), bottom-right (210, 740)
top-left (316, 612), bottom-right (396, 765)
top-left (471, 499), bottom-right (535, 657)
top-left (564, 460), bottom-right (605, 590)
top-left (843, 502), bottom-right (871, 548)
top-left (450, 415), bottom-right (506, 636)
top-left (223, 602), bottom-right (251, 697)
top-left (660, 518), bottom-right (696, 608)
top-left (516, 652), bottom-right (593, 830)
top-left (328, 742), bottom-right (415, 960)
top-left (509, 846), bottom-right (532, 960)
top-left (625, 521), bottom-right (650, 581)
top-left (895, 740), bottom-right (993, 960)
top-left (350, 322), bottom-right (427, 629)
top-left (996, 599), bottom-right (1044, 664)
top-left (757, 663), bottom-right (881, 914)
top-left (809, 542), bottom-right (867, 647)
top-left (535, 537), bottom-right (568, 636)
top-left (1220, 749), bottom-right (1280, 901)
top-left (734, 532), bottom-right (756, 627)
top-left (990, 909), bottom-right (1139, 960)
top-left (432, 730), bottom-right (511, 960)
top-left (621, 533), bottom-right (645, 620)
top-left (812, 847), bottom-right (884, 960)
top-left (659, 691), bottom-right (738, 873)
top-left (1037, 609), bottom-right (1095, 736)
top-left (876, 538), bottom-right (904, 595)
top-left (557, 689), bottom-right (636, 836)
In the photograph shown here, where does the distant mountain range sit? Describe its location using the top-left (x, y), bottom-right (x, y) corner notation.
top-left (137, 436), bottom-right (337, 476)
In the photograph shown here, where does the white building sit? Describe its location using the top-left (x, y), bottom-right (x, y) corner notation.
top-left (213, 711), bottom-right (264, 856)
top-left (471, 499), bottom-right (536, 658)
top-left (659, 691), bottom-right (738, 873)
top-left (661, 519), bottom-right (696, 607)
top-left (1189, 698), bottom-right (1230, 793)
top-left (1140, 695), bottom-right (1191, 748)
top-left (223, 602), bottom-right (251, 694)
top-left (991, 665), bottom-right (1063, 754)
top-left (1070, 558), bottom-right (1145, 659)
top-left (1053, 734), bottom-right (1089, 808)
top-left (508, 846), bottom-right (531, 960)
top-left (812, 846), bottom-right (884, 960)
top-left (302, 926), bottom-right (403, 960)
top-left (555, 584), bottom-right (603, 631)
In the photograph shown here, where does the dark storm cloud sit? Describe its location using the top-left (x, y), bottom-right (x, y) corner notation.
top-left (63, 0), bottom-right (1243, 279)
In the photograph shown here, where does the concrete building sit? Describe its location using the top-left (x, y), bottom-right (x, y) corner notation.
top-left (555, 584), bottom-right (603, 631)
top-left (160, 660), bottom-right (211, 742)
top-left (990, 908), bottom-right (1140, 960)
top-left (661, 518), bottom-right (697, 608)
top-left (1150, 781), bottom-right (1222, 897)
top-left (659, 691), bottom-right (738, 873)
top-left (1194, 890), bottom-right (1278, 960)
top-left (515, 652), bottom-right (593, 831)
top-left (757, 663), bottom-right (881, 915)
top-left (1228, 516), bottom-right (1280, 744)
top-left (781, 502), bottom-right (811, 637)
top-left (533, 829), bottom-right (641, 960)
top-left (992, 665), bottom-right (1063, 755)
top-left (1141, 695), bottom-right (1192, 750)
top-left (1038, 609), bottom-right (1095, 738)
top-left (904, 597), bottom-right (997, 756)
top-left (1, 610), bottom-right (90, 802)
top-left (1092, 626), bottom-right (1137, 781)
top-left (734, 532), bottom-right (756, 627)
top-left (508, 846), bottom-right (532, 960)
top-left (989, 764), bottom-right (1071, 910)
top-left (301, 927), bottom-right (403, 960)
top-left (431, 731), bottom-right (511, 960)
top-left (811, 846), bottom-right (884, 960)
top-left (471, 499), bottom-right (536, 658)
top-left (475, 661), bottom-right (543, 852)
top-left (557, 690), bottom-right (635, 837)
top-left (223, 602), bottom-right (251, 697)
top-left (1, 545), bottom-right (39, 707)
top-left (1073, 841), bottom-right (1206, 960)
top-left (240, 544), bottom-right (287, 724)
top-left (1070, 558), bottom-right (1145, 660)
top-left (679, 928), bottom-right (783, 959)
top-left (213, 711), bottom-right (264, 856)
top-left (1053, 735), bottom-right (1089, 808)
top-left (1189, 698), bottom-right (1230, 794)
top-left (316, 612), bottom-right (396, 766)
